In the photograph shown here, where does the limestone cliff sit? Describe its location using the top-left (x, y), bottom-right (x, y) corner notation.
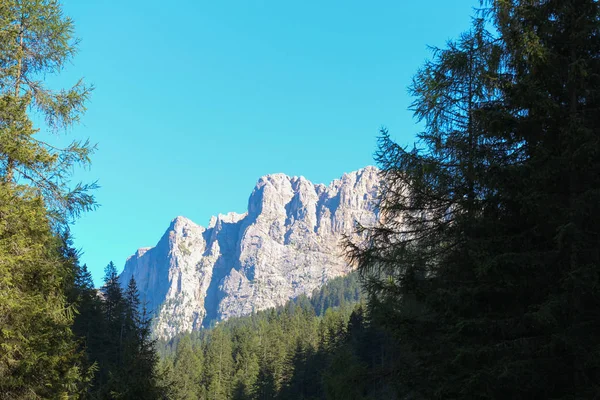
top-left (120, 166), bottom-right (380, 339)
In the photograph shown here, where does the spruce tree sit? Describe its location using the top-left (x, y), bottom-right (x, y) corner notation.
top-left (0, 1), bottom-right (95, 396)
top-left (91, 270), bottom-right (167, 399)
top-left (483, 1), bottom-right (600, 397)
top-left (231, 325), bottom-right (259, 400)
top-left (170, 335), bottom-right (204, 400)
top-left (101, 262), bottom-right (124, 335)
top-left (95, 262), bottom-right (126, 398)
top-left (119, 277), bottom-right (166, 399)
top-left (348, 19), bottom-right (514, 400)
top-left (0, 187), bottom-right (89, 399)
top-left (349, 2), bottom-right (600, 398)
top-left (205, 326), bottom-right (234, 400)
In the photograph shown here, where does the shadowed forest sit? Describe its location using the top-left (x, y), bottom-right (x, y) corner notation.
top-left (1, 0), bottom-right (600, 399)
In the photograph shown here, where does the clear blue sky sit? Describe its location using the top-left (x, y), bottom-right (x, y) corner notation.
top-left (52, 0), bottom-right (479, 286)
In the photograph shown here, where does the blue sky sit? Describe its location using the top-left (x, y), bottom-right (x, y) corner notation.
top-left (52, 0), bottom-right (479, 286)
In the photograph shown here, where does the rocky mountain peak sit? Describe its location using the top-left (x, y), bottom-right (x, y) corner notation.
top-left (121, 167), bottom-right (380, 339)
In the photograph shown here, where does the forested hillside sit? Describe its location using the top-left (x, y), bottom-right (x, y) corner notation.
top-left (2, 0), bottom-right (599, 399)
top-left (159, 272), bottom-right (402, 400)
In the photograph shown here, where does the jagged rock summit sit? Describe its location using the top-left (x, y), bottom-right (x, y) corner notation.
top-left (120, 166), bottom-right (380, 339)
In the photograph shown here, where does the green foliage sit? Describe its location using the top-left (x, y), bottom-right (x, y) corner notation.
top-left (0, 0), bottom-right (96, 227)
top-left (205, 327), bottom-right (234, 400)
top-left (0, 185), bottom-right (90, 399)
top-left (2, 1), bottom-right (597, 399)
top-left (348, 1), bottom-right (600, 399)
top-left (170, 336), bottom-right (204, 400)
top-left (307, 271), bottom-right (363, 316)
top-left (161, 273), bottom-right (396, 400)
top-left (230, 325), bottom-right (259, 400)
top-left (69, 263), bottom-right (168, 399)
top-left (0, 1), bottom-right (98, 397)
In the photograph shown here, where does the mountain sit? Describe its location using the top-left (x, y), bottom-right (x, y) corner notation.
top-left (120, 166), bottom-right (380, 339)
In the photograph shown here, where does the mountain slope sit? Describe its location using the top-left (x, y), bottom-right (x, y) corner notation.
top-left (120, 167), bottom-right (379, 339)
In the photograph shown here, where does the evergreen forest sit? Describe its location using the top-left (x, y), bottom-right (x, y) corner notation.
top-left (1, 0), bottom-right (600, 399)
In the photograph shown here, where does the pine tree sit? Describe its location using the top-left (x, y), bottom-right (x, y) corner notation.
top-left (70, 261), bottom-right (104, 398)
top-left (0, 186), bottom-right (89, 399)
top-left (231, 325), bottom-right (259, 400)
top-left (482, 1), bottom-right (600, 397)
top-left (118, 277), bottom-right (167, 399)
top-left (205, 326), bottom-right (234, 400)
top-left (349, 2), bottom-right (600, 398)
top-left (94, 261), bottom-right (126, 398)
top-left (169, 335), bottom-right (204, 400)
top-left (90, 271), bottom-right (167, 399)
top-left (64, 232), bottom-right (104, 360)
top-left (159, 272), bottom-right (386, 399)
top-left (347, 18), bottom-right (516, 399)
top-left (0, 0), bottom-right (95, 224)
top-left (101, 262), bottom-right (124, 337)
top-left (0, 1), bottom-right (95, 396)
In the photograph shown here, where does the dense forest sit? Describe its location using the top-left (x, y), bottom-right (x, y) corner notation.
top-left (1, 0), bottom-right (600, 399)
top-left (157, 272), bottom-right (402, 400)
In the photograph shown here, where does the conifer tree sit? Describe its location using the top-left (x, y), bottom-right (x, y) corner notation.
top-left (231, 325), bottom-right (259, 400)
top-left (119, 277), bottom-right (166, 399)
top-left (482, 1), bottom-right (600, 397)
top-left (0, 189), bottom-right (89, 398)
top-left (161, 273), bottom-right (380, 399)
top-left (349, 2), bottom-right (600, 398)
top-left (0, 1), bottom-right (95, 396)
top-left (205, 326), bottom-right (234, 400)
top-left (86, 268), bottom-right (167, 399)
top-left (95, 262), bottom-right (126, 397)
top-left (101, 262), bottom-right (124, 332)
top-left (0, 0), bottom-right (95, 224)
top-left (170, 335), bottom-right (204, 400)
top-left (348, 18), bottom-right (513, 399)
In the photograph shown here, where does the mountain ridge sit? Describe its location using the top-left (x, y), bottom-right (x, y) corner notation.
top-left (120, 166), bottom-right (380, 339)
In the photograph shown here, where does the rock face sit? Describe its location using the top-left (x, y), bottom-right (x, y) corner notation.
top-left (120, 166), bottom-right (380, 339)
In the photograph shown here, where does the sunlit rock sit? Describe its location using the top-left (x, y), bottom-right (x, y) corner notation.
top-left (120, 166), bottom-right (380, 339)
